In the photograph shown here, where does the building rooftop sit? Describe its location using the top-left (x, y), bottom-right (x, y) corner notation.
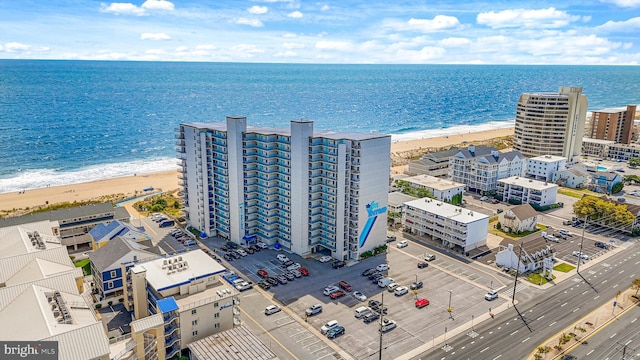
top-left (0, 203), bottom-right (129, 228)
top-left (498, 235), bottom-right (555, 265)
top-left (0, 221), bottom-right (63, 258)
top-left (529, 155), bottom-right (567, 163)
top-left (582, 137), bottom-right (616, 145)
top-left (455, 145), bottom-right (497, 158)
top-left (89, 236), bottom-right (160, 273)
top-left (387, 192), bottom-right (418, 206)
top-left (404, 198), bottom-right (489, 224)
top-left (592, 106), bottom-right (635, 113)
top-left (509, 204), bottom-right (538, 220)
top-left (498, 176), bottom-right (559, 191)
top-left (405, 174), bottom-right (464, 191)
top-left (132, 250), bottom-right (227, 292)
top-left (89, 220), bottom-right (148, 243)
top-left (188, 325), bottom-right (276, 360)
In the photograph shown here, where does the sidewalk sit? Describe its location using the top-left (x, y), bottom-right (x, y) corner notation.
top-left (527, 287), bottom-right (640, 360)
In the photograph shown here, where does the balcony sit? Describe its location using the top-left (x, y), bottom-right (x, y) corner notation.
top-left (165, 344), bottom-right (181, 359)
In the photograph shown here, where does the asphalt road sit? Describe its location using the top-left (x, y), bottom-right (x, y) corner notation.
top-left (411, 244), bottom-right (640, 360)
top-left (566, 302), bottom-right (640, 359)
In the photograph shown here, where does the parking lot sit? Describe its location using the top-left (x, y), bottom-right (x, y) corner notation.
top-left (200, 236), bottom-right (509, 360)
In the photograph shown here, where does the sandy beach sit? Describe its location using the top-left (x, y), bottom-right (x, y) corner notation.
top-left (0, 127), bottom-right (514, 214)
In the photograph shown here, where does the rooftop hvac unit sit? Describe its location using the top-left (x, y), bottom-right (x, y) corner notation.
top-left (53, 310), bottom-right (60, 318)
top-left (178, 256), bottom-right (183, 261)
top-left (163, 259), bottom-right (168, 265)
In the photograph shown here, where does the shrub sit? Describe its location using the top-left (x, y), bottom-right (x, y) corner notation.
top-left (95, 303), bottom-right (102, 309)
top-left (108, 300), bottom-right (113, 306)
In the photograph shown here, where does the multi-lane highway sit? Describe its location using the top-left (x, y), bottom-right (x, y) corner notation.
top-left (411, 244), bottom-right (640, 360)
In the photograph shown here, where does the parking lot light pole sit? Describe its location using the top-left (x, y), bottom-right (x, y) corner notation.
top-left (447, 290), bottom-right (453, 318)
top-left (577, 215), bottom-right (588, 274)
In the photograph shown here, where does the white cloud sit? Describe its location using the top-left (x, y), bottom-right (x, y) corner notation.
top-left (477, 8), bottom-right (581, 29)
top-left (0, 44), bottom-right (3, 51)
top-left (140, 32), bottom-right (171, 40)
top-left (274, 50), bottom-right (297, 57)
top-left (320, 4), bottom-right (330, 11)
top-left (387, 15), bottom-right (461, 33)
top-left (231, 44), bottom-right (264, 53)
top-left (4, 42), bottom-right (31, 52)
top-left (236, 18), bottom-right (264, 27)
top-left (602, 0), bottom-right (640, 7)
top-left (283, 42), bottom-right (305, 49)
top-left (145, 49), bottom-right (166, 55)
top-left (248, 5), bottom-right (268, 14)
top-left (315, 40), bottom-right (352, 51)
top-left (141, 0), bottom-right (174, 10)
top-left (283, 33), bottom-right (297, 38)
top-left (597, 17), bottom-right (640, 32)
top-left (195, 44), bottom-right (217, 50)
top-left (100, 3), bottom-right (146, 15)
top-left (288, 11), bottom-right (303, 18)
top-left (439, 37), bottom-right (471, 47)
top-left (519, 34), bottom-right (621, 56)
top-left (175, 46), bottom-right (188, 52)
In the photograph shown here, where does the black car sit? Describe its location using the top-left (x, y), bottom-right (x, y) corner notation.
top-left (595, 241), bottom-right (609, 249)
top-left (225, 241), bottom-right (239, 249)
top-left (363, 311), bottom-right (380, 323)
top-left (362, 268), bottom-right (376, 276)
top-left (223, 254), bottom-right (233, 261)
top-left (371, 274), bottom-right (384, 283)
top-left (282, 260), bottom-right (294, 267)
top-left (257, 280), bottom-right (271, 290)
top-left (332, 260), bottom-right (346, 269)
top-left (410, 281), bottom-right (423, 290)
top-left (220, 245), bottom-right (229, 252)
top-left (417, 262), bottom-right (429, 269)
top-left (368, 271), bottom-right (382, 280)
top-left (368, 300), bottom-right (387, 314)
top-left (266, 277), bottom-right (278, 286)
top-left (244, 247), bottom-right (255, 254)
top-left (368, 300), bottom-right (381, 308)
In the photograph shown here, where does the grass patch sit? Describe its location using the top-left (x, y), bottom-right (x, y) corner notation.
top-left (489, 223), bottom-right (545, 240)
top-left (558, 187), bottom-right (601, 199)
top-left (553, 263), bottom-right (576, 273)
top-left (74, 259), bottom-right (92, 276)
top-left (527, 273), bottom-right (556, 285)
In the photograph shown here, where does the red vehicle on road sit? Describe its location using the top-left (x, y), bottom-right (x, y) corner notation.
top-left (415, 298), bottom-right (430, 308)
top-left (329, 290), bottom-right (346, 299)
top-left (298, 267), bottom-right (309, 276)
top-left (257, 269), bottom-right (268, 278)
top-left (338, 280), bottom-right (352, 291)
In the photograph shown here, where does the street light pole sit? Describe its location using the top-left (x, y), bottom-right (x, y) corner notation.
top-left (378, 291), bottom-right (384, 360)
top-left (577, 215), bottom-right (588, 274)
top-left (447, 290), bottom-right (453, 318)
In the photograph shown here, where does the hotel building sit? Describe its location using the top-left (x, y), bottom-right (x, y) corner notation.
top-left (402, 198), bottom-right (489, 252)
top-left (513, 87), bottom-right (588, 161)
top-left (585, 105), bottom-right (636, 144)
top-left (176, 117), bottom-right (391, 260)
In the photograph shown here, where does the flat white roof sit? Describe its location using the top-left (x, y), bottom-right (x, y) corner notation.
top-left (582, 137), bottom-right (616, 145)
top-left (593, 106), bottom-right (634, 114)
top-left (498, 176), bottom-right (559, 191)
top-left (529, 155), bottom-right (567, 163)
top-left (404, 198), bottom-right (489, 224)
top-left (132, 250), bottom-right (226, 292)
top-left (405, 175), bottom-right (464, 191)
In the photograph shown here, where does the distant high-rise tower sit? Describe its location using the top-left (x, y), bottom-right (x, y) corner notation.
top-left (585, 105), bottom-right (636, 144)
top-left (513, 86), bottom-right (588, 162)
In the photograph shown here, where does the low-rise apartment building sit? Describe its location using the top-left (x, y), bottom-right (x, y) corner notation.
top-left (387, 192), bottom-right (418, 226)
top-left (497, 176), bottom-right (559, 207)
top-left (403, 198), bottom-right (489, 252)
top-left (405, 147), bottom-right (460, 177)
top-left (582, 138), bottom-right (615, 158)
top-left (449, 145), bottom-right (526, 194)
top-left (402, 174), bottom-right (464, 204)
top-left (607, 143), bottom-right (640, 161)
top-left (526, 155), bottom-right (567, 182)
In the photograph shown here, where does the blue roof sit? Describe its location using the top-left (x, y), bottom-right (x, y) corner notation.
top-left (89, 221), bottom-right (121, 240)
top-left (157, 297), bottom-right (179, 313)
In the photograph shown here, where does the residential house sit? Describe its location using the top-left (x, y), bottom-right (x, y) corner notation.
top-left (552, 168), bottom-right (591, 189)
top-left (449, 145), bottom-right (526, 194)
top-left (590, 171), bottom-right (623, 194)
top-left (495, 235), bottom-right (556, 274)
top-left (498, 204), bottom-right (538, 233)
top-left (89, 220), bottom-right (150, 250)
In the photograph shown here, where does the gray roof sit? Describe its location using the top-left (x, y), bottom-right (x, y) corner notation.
top-left (89, 236), bottom-right (159, 273)
top-left (509, 204), bottom-right (538, 221)
top-left (188, 325), bottom-right (276, 360)
top-left (388, 192), bottom-right (418, 206)
top-left (499, 234), bottom-right (556, 263)
top-left (0, 203), bottom-right (129, 228)
top-left (477, 150), bottom-right (524, 164)
top-left (419, 147), bottom-right (460, 163)
top-left (456, 145), bottom-right (497, 158)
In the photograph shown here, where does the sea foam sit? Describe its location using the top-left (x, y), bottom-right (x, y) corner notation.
top-left (390, 120), bottom-right (515, 142)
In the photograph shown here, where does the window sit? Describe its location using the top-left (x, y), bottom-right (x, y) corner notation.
top-left (110, 270), bottom-right (117, 278)
top-left (192, 320), bottom-right (198, 326)
top-left (107, 281), bottom-right (114, 289)
top-left (192, 331), bottom-right (198, 336)
top-left (214, 323), bottom-right (220, 329)
top-left (214, 302), bottom-right (219, 307)
top-left (214, 313), bottom-right (220, 318)
top-left (191, 309), bottom-right (197, 315)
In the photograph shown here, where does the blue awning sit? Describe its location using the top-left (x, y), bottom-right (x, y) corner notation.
top-left (157, 297), bottom-right (179, 313)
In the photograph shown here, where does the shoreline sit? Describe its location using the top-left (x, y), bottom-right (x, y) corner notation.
top-left (0, 126), bottom-right (514, 214)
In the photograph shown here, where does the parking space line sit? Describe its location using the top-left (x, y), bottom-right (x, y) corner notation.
top-left (295, 334), bottom-right (314, 343)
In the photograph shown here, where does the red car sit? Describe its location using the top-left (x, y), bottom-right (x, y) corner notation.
top-left (298, 267), bottom-right (309, 276)
top-left (329, 290), bottom-right (345, 299)
top-left (256, 269), bottom-right (268, 278)
top-left (415, 298), bottom-right (430, 308)
top-left (338, 280), bottom-right (352, 291)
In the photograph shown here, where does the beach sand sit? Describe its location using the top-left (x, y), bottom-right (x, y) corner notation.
top-left (0, 127), bottom-right (514, 214)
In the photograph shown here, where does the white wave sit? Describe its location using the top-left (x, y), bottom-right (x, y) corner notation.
top-left (0, 157), bottom-right (177, 194)
top-left (390, 120), bottom-right (515, 142)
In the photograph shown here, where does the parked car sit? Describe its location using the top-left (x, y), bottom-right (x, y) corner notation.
top-left (559, 229), bottom-right (573, 237)
top-left (368, 271), bottom-right (382, 280)
top-left (362, 268), bottom-right (377, 276)
top-left (544, 235), bottom-right (559, 243)
top-left (283, 272), bottom-right (295, 281)
top-left (244, 247), bottom-right (254, 254)
top-left (277, 254), bottom-right (290, 263)
top-left (485, 290), bottom-right (498, 301)
top-left (379, 319), bottom-right (397, 332)
top-left (480, 196), bottom-right (489, 201)
top-left (386, 235), bottom-right (396, 243)
top-left (376, 264), bottom-right (389, 272)
top-left (386, 282), bottom-right (399, 292)
top-left (324, 286), bottom-right (340, 296)
top-left (338, 280), bottom-right (352, 291)
top-left (595, 241), bottom-right (609, 249)
top-left (396, 240), bottom-right (408, 248)
top-left (265, 305), bottom-right (281, 315)
top-left (332, 260), bottom-right (346, 269)
top-left (249, 244), bottom-right (260, 252)
top-left (492, 198), bottom-right (500, 204)
top-left (572, 251), bottom-right (590, 260)
top-left (318, 255), bottom-right (333, 263)
top-left (330, 290), bottom-right (346, 299)
top-left (256, 241), bottom-right (268, 249)
top-left (353, 291), bottom-right (367, 301)
top-left (394, 286), bottom-right (409, 296)
top-left (326, 325), bottom-right (345, 339)
top-left (417, 262), bottom-right (429, 269)
top-left (424, 253), bottom-right (436, 261)
top-left (236, 249), bottom-right (248, 257)
top-left (223, 254), bottom-right (233, 261)
top-left (371, 273), bottom-right (385, 283)
top-left (410, 281), bottom-right (423, 290)
top-left (183, 240), bottom-right (197, 246)
top-left (235, 282), bottom-right (253, 291)
top-left (378, 277), bottom-right (394, 288)
top-left (276, 275), bottom-right (288, 284)
top-left (289, 270), bottom-right (302, 278)
top-left (320, 320), bottom-right (339, 334)
top-left (257, 269), bottom-right (268, 278)
top-left (266, 277), bottom-right (278, 286)
top-left (298, 267), bottom-right (310, 276)
top-left (415, 298), bottom-right (430, 308)
top-left (305, 304), bottom-right (323, 316)
top-left (363, 311), bottom-right (380, 323)
top-left (287, 262), bottom-right (301, 271)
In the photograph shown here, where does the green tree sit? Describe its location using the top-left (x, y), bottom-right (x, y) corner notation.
top-left (573, 195), bottom-right (634, 226)
top-left (632, 278), bottom-right (640, 296)
top-left (629, 158), bottom-right (640, 167)
top-left (611, 182), bottom-right (624, 194)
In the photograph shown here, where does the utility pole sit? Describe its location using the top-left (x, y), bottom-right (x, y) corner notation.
top-left (378, 291), bottom-right (384, 360)
top-left (577, 215), bottom-right (588, 274)
top-left (512, 242), bottom-right (524, 305)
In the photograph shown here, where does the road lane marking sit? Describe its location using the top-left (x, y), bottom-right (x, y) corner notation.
top-left (594, 296), bottom-right (600, 300)
top-left (610, 333), bottom-right (617, 339)
top-left (602, 279), bottom-right (608, 283)
top-left (480, 347), bottom-right (490, 353)
top-left (510, 330), bottom-right (519, 336)
top-left (631, 318), bottom-right (637, 324)
top-left (493, 355), bottom-right (502, 360)
top-left (620, 270), bottom-right (625, 274)
top-left (573, 308), bottom-right (580, 313)
top-left (582, 290), bottom-right (589, 295)
top-left (587, 350), bottom-right (594, 355)
top-left (537, 315), bottom-right (544, 321)
top-left (625, 339), bottom-right (633, 345)
top-left (549, 321), bottom-right (557, 327)
top-left (613, 284), bottom-right (619, 288)
top-left (522, 337), bottom-right (530, 343)
top-left (561, 302), bottom-right (568, 307)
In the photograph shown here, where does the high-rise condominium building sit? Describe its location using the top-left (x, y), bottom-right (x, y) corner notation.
top-left (513, 86), bottom-right (588, 161)
top-left (585, 105), bottom-right (636, 144)
top-left (176, 117), bottom-right (391, 261)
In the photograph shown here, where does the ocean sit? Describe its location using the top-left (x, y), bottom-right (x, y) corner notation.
top-left (1, 60), bottom-right (639, 193)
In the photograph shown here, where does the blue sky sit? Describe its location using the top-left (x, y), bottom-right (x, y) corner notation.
top-left (1, 0), bottom-right (639, 64)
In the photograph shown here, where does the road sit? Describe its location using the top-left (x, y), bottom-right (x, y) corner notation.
top-left (411, 244), bottom-right (640, 360)
top-left (567, 302), bottom-right (640, 359)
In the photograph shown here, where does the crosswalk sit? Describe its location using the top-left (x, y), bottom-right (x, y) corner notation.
top-left (500, 283), bottom-right (528, 298)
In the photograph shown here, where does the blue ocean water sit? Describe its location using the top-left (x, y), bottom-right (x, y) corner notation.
top-left (0, 60), bottom-right (639, 193)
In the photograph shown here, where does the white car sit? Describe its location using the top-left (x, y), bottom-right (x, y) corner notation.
top-left (236, 249), bottom-right (248, 256)
top-left (323, 286), bottom-right (340, 296)
top-left (287, 263), bottom-right (301, 271)
top-left (394, 286), bottom-right (409, 296)
top-left (353, 291), bottom-right (367, 301)
top-left (379, 319), bottom-right (397, 332)
top-left (320, 320), bottom-right (339, 334)
top-left (265, 305), bottom-right (281, 315)
top-left (396, 240), bottom-right (408, 248)
top-left (256, 242), bottom-right (268, 249)
top-left (387, 282), bottom-right (399, 292)
top-left (572, 251), bottom-right (590, 260)
top-left (318, 255), bottom-right (333, 263)
top-left (277, 254), bottom-right (290, 262)
top-left (484, 290), bottom-right (498, 301)
top-left (376, 264), bottom-right (389, 272)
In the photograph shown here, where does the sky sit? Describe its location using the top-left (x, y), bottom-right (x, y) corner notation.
top-left (1, 0), bottom-right (640, 64)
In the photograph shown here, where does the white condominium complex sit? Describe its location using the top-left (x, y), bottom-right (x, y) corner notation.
top-left (176, 117), bottom-right (391, 260)
top-left (513, 86), bottom-right (588, 162)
